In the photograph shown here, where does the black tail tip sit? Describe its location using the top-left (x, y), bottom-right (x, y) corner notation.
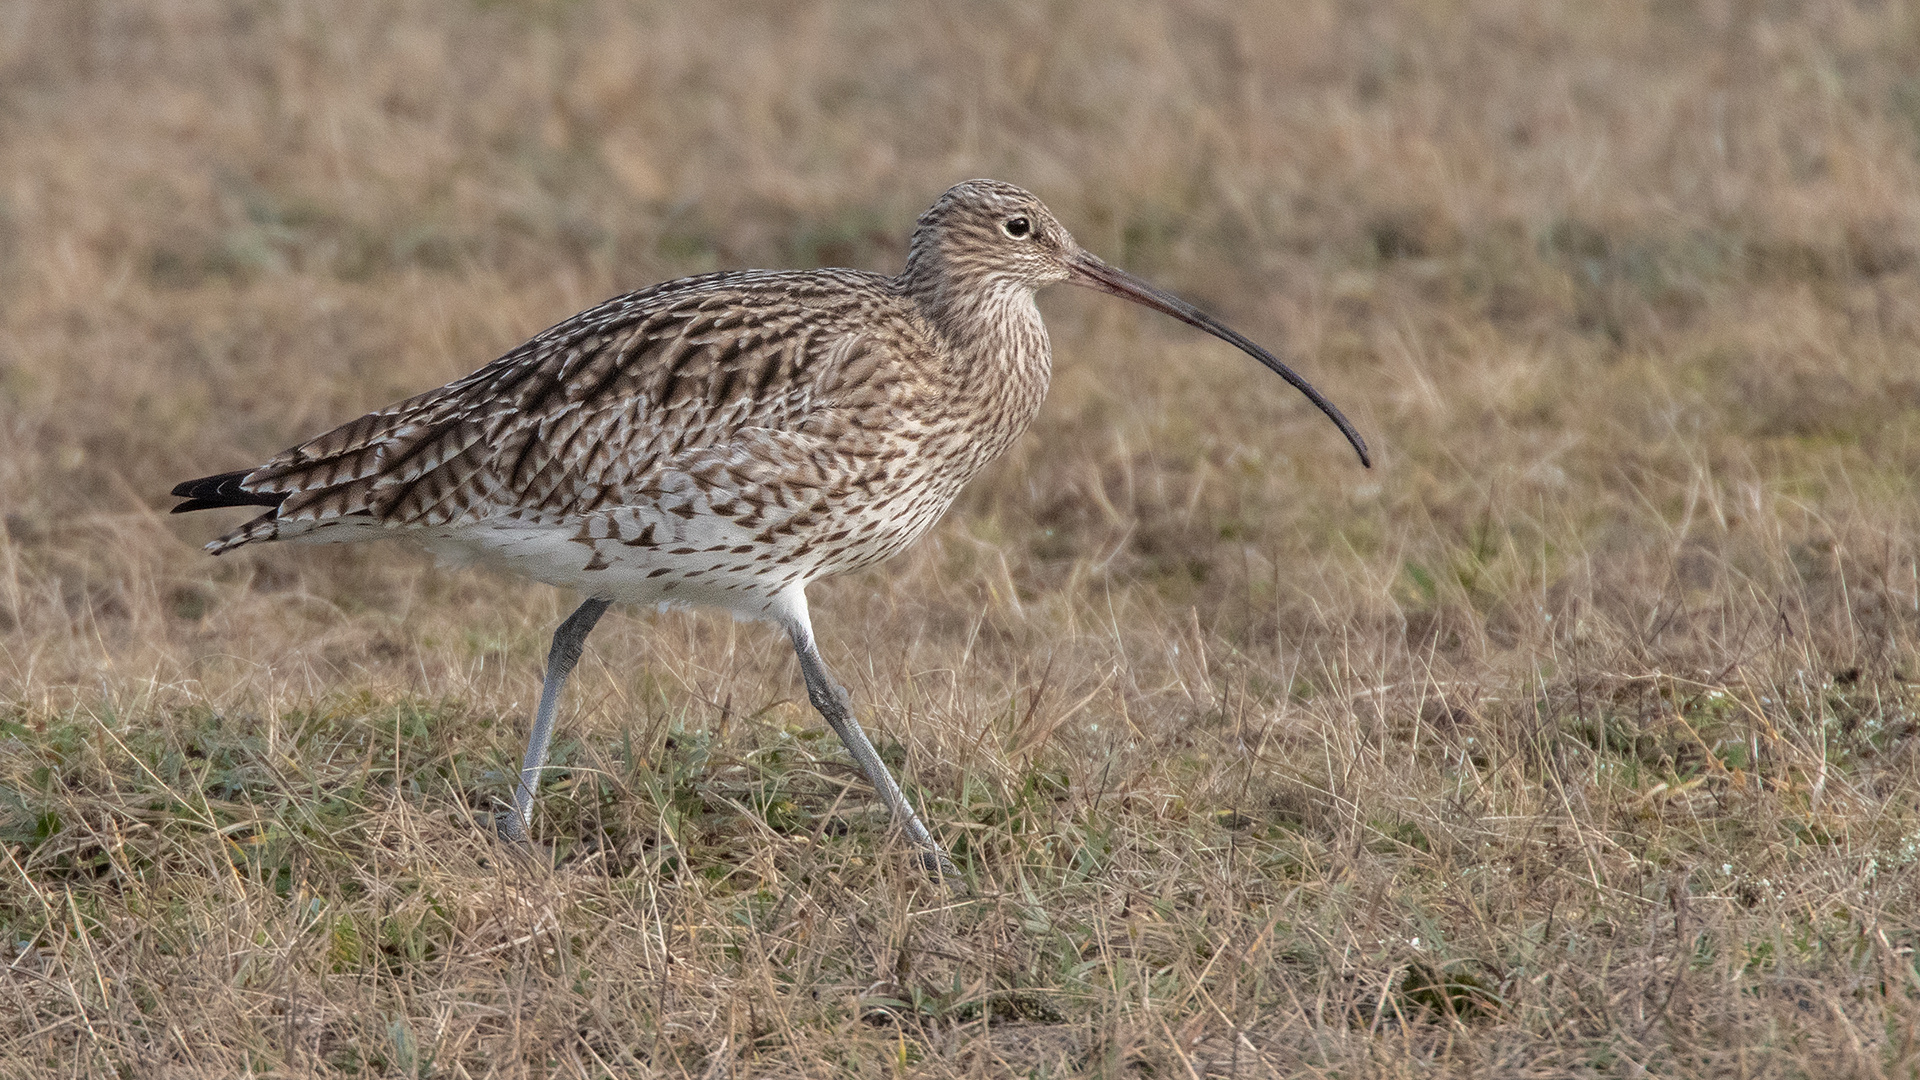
top-left (170, 470), bottom-right (282, 513)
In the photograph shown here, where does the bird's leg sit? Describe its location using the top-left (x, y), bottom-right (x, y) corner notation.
top-left (500, 597), bottom-right (612, 843)
top-left (783, 611), bottom-right (956, 878)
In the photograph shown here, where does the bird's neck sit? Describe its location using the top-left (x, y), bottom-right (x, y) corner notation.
top-left (897, 268), bottom-right (1054, 464)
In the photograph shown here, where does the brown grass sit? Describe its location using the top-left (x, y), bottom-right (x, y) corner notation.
top-left (3, 0), bottom-right (1920, 1075)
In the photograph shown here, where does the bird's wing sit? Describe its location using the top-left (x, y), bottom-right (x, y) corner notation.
top-left (228, 270), bottom-right (935, 540)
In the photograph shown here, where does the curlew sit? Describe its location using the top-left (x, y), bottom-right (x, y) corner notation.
top-left (171, 180), bottom-right (1370, 874)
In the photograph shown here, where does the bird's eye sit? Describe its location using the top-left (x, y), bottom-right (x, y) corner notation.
top-left (1001, 216), bottom-right (1032, 239)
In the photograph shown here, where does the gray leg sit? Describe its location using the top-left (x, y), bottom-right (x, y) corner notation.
top-left (783, 613), bottom-right (955, 878)
top-left (501, 597), bottom-right (611, 843)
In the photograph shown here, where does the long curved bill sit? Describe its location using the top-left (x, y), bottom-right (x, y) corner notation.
top-left (1066, 251), bottom-right (1371, 468)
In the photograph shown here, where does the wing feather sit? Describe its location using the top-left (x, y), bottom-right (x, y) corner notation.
top-left (199, 270), bottom-right (937, 549)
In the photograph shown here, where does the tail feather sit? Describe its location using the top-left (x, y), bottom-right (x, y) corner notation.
top-left (205, 512), bottom-right (283, 554)
top-left (172, 469), bottom-right (287, 554)
top-left (171, 470), bottom-right (285, 514)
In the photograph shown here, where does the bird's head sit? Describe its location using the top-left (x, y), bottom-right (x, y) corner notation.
top-left (905, 179), bottom-right (1081, 292)
top-left (906, 180), bottom-right (1372, 468)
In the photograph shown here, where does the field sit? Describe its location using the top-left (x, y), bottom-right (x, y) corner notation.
top-left (3, 1), bottom-right (1919, 1075)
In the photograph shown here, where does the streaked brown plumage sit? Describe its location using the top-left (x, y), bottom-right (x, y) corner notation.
top-left (172, 179), bottom-right (1370, 875)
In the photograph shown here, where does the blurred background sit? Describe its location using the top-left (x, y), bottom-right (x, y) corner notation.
top-left (5, 0), bottom-right (1920, 682)
top-left (2, 0), bottom-right (1918, 1073)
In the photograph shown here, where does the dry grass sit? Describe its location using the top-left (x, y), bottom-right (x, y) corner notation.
top-left (3, 0), bottom-right (1919, 1075)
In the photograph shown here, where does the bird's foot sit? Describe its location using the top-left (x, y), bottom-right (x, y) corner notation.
top-left (491, 813), bottom-right (553, 863)
top-left (919, 847), bottom-right (961, 883)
